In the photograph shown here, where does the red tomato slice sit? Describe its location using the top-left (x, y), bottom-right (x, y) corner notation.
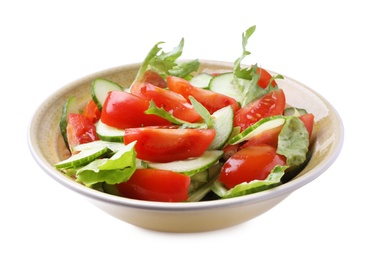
top-left (66, 113), bottom-right (99, 150)
top-left (167, 76), bottom-right (240, 114)
top-left (83, 99), bottom-right (101, 123)
top-left (100, 91), bottom-right (170, 129)
top-left (241, 125), bottom-right (283, 149)
top-left (116, 169), bottom-right (190, 202)
top-left (256, 67), bottom-right (277, 88)
top-left (139, 83), bottom-right (202, 123)
top-left (299, 113), bottom-right (314, 139)
top-left (218, 144), bottom-right (286, 189)
top-left (124, 127), bottom-right (216, 162)
top-left (130, 70), bottom-right (167, 96)
top-left (234, 89), bottom-right (286, 131)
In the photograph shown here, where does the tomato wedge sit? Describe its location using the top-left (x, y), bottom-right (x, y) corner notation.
top-left (234, 89), bottom-right (286, 131)
top-left (130, 70), bottom-right (167, 96)
top-left (116, 169), bottom-right (190, 202)
top-left (299, 113), bottom-right (314, 139)
top-left (256, 67), bottom-right (277, 88)
top-left (124, 127), bottom-right (216, 162)
top-left (100, 91), bottom-right (170, 129)
top-left (66, 113), bottom-right (99, 150)
top-left (167, 76), bottom-right (240, 114)
top-left (139, 83), bottom-right (202, 123)
top-left (218, 144), bottom-right (286, 189)
top-left (83, 99), bottom-right (101, 124)
top-left (241, 125), bottom-right (283, 149)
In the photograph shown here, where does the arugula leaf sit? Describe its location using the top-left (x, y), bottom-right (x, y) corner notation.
top-left (144, 100), bottom-right (207, 129)
top-left (132, 38), bottom-right (199, 87)
top-left (277, 116), bottom-right (310, 166)
top-left (234, 25), bottom-right (256, 79)
top-left (189, 96), bottom-right (214, 127)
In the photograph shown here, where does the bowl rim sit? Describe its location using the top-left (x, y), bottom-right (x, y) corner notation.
top-left (27, 60), bottom-right (344, 212)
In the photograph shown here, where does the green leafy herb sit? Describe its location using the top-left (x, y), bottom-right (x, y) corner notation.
top-left (277, 116), bottom-right (310, 166)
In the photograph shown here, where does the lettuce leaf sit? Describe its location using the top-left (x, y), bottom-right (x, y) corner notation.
top-left (75, 142), bottom-right (137, 187)
top-left (277, 116), bottom-right (310, 166)
top-left (212, 165), bottom-right (289, 199)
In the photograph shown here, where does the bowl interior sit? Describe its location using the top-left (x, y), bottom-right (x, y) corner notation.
top-left (28, 60), bottom-right (343, 231)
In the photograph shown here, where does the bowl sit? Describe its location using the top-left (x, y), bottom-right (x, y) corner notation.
top-left (28, 60), bottom-right (344, 232)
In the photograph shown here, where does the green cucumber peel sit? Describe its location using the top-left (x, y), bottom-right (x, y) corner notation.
top-left (229, 115), bottom-right (285, 145)
top-left (212, 165), bottom-right (289, 199)
top-left (143, 150), bottom-right (224, 176)
top-left (75, 142), bottom-right (137, 187)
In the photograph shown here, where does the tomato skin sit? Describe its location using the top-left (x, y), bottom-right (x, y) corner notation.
top-left (124, 127), bottom-right (216, 162)
top-left (234, 89), bottom-right (286, 131)
top-left (139, 83), bottom-right (202, 123)
top-left (167, 76), bottom-right (240, 114)
top-left (100, 91), bottom-right (170, 129)
top-left (241, 125), bottom-right (283, 149)
top-left (130, 70), bottom-right (167, 96)
top-left (218, 145), bottom-right (286, 189)
top-left (66, 113), bottom-right (99, 150)
top-left (83, 99), bottom-right (101, 123)
top-left (116, 169), bottom-right (190, 202)
top-left (299, 113), bottom-right (314, 139)
top-left (256, 67), bottom-right (277, 88)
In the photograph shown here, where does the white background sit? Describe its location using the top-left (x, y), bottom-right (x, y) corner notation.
top-left (1, 1), bottom-right (365, 259)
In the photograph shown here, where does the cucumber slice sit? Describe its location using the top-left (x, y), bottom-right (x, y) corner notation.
top-left (144, 150), bottom-right (224, 176)
top-left (207, 105), bottom-right (234, 150)
top-left (91, 78), bottom-right (123, 110)
top-left (229, 116), bottom-right (286, 145)
top-left (209, 72), bottom-right (242, 103)
top-left (96, 120), bottom-right (125, 142)
top-left (284, 107), bottom-right (308, 116)
top-left (189, 73), bottom-right (213, 88)
top-left (55, 146), bottom-right (110, 169)
top-left (59, 96), bottom-right (79, 149)
top-left (72, 140), bottom-right (125, 153)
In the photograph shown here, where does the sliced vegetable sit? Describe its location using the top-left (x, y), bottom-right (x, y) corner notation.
top-left (124, 127), bottom-right (216, 163)
top-left (234, 89), bottom-right (286, 131)
top-left (189, 73), bottom-right (213, 88)
top-left (116, 168), bottom-right (191, 202)
top-left (207, 105), bottom-right (234, 150)
top-left (218, 144), bottom-right (287, 189)
top-left (91, 78), bottom-right (123, 110)
top-left (143, 150), bottom-right (224, 176)
top-left (100, 91), bottom-right (170, 129)
top-left (167, 75), bottom-right (240, 114)
top-left (229, 116), bottom-right (285, 145)
top-left (60, 96), bottom-right (79, 149)
top-left (66, 113), bottom-right (99, 150)
top-left (96, 120), bottom-right (125, 142)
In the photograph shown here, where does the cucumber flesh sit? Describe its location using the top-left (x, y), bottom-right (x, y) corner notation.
top-left (60, 96), bottom-right (79, 150)
top-left (189, 73), bottom-right (213, 89)
top-left (144, 150), bottom-right (224, 176)
top-left (72, 140), bottom-right (125, 153)
top-left (91, 78), bottom-right (123, 110)
top-left (209, 72), bottom-right (242, 103)
top-left (207, 105), bottom-right (234, 150)
top-left (284, 107), bottom-right (308, 116)
top-left (96, 120), bottom-right (125, 142)
top-left (55, 146), bottom-right (110, 169)
top-left (229, 116), bottom-right (286, 145)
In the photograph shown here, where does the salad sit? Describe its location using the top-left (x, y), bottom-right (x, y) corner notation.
top-left (55, 25), bottom-right (314, 202)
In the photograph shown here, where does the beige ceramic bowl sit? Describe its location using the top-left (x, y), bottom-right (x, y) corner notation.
top-left (28, 61), bottom-right (344, 232)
